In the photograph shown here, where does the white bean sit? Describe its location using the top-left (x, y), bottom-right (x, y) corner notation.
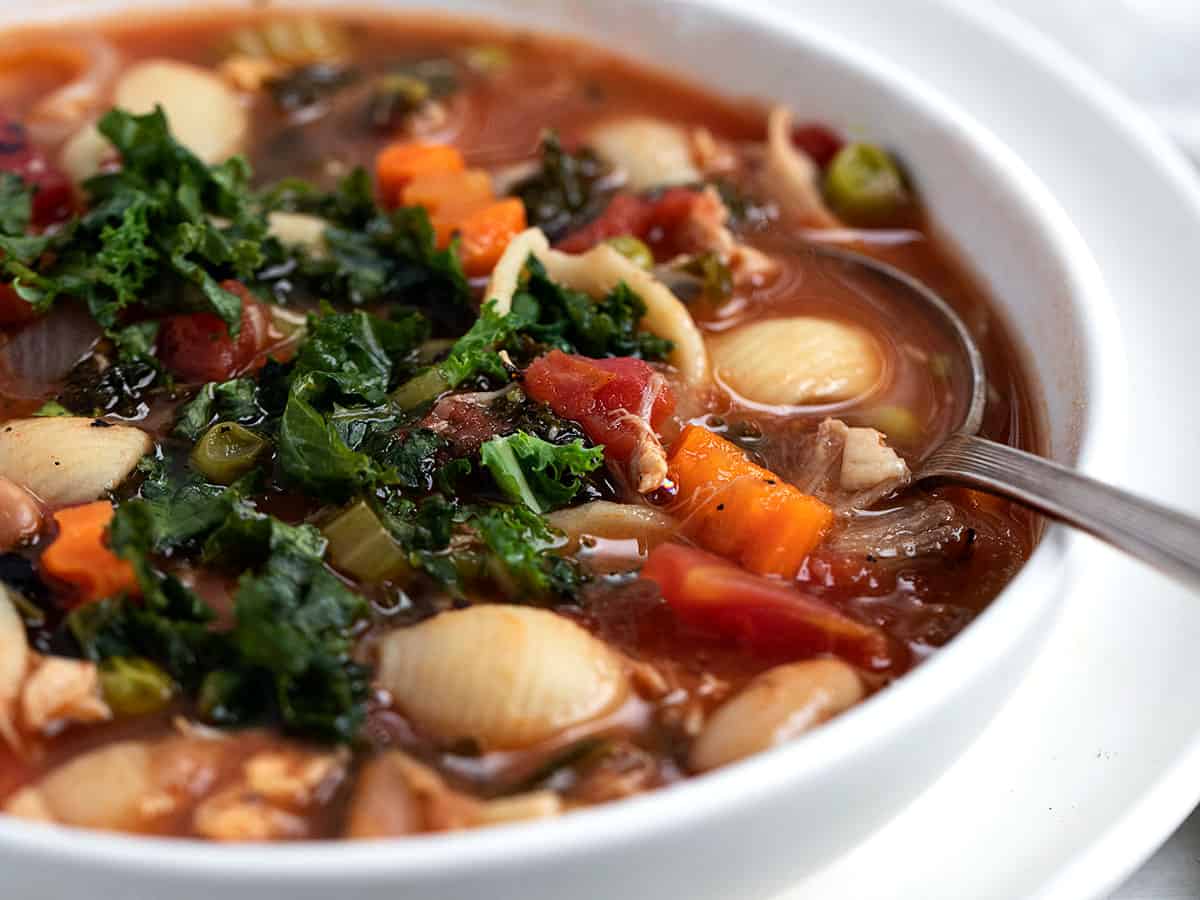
top-left (377, 605), bottom-right (628, 751)
top-left (4, 741), bottom-right (155, 830)
top-left (689, 658), bottom-right (864, 772)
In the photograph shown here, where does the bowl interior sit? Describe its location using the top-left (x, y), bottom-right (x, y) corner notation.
top-left (0, 1), bottom-right (1120, 895)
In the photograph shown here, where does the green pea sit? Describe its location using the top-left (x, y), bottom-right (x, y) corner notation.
top-left (323, 500), bottom-right (412, 583)
top-left (99, 657), bottom-right (175, 717)
top-left (605, 235), bottom-right (655, 270)
top-left (862, 405), bottom-right (922, 444)
top-left (191, 422), bottom-right (270, 484)
top-left (824, 143), bottom-right (909, 224)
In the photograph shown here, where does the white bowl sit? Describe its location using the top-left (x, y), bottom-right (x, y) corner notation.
top-left (0, 2), bottom-right (1123, 898)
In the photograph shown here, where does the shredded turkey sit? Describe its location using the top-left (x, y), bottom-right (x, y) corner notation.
top-left (780, 418), bottom-right (911, 513)
top-left (763, 106), bottom-right (840, 228)
top-left (682, 186), bottom-right (777, 280)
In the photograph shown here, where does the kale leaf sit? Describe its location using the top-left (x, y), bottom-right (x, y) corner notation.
top-left (470, 504), bottom-right (582, 599)
top-left (1, 108), bottom-right (267, 334)
top-left (480, 431), bottom-right (603, 513)
top-left (510, 133), bottom-right (615, 242)
top-left (510, 256), bottom-right (672, 360)
top-left (70, 462), bottom-right (371, 742)
top-left (174, 378), bottom-right (264, 441)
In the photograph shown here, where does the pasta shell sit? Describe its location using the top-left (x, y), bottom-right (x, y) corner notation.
top-left (709, 316), bottom-right (881, 406)
top-left (547, 501), bottom-right (678, 552)
top-left (588, 116), bottom-right (701, 191)
top-left (0, 417), bottom-right (152, 506)
top-left (689, 658), bottom-right (864, 773)
top-left (377, 605), bottom-right (628, 751)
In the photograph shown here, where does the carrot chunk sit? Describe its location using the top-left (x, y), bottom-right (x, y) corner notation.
top-left (40, 502), bottom-right (139, 605)
top-left (375, 142), bottom-right (465, 208)
top-left (666, 425), bottom-right (833, 578)
top-left (458, 198), bottom-right (527, 276)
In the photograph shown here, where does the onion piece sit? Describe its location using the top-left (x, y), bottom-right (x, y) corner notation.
top-left (0, 305), bottom-right (100, 398)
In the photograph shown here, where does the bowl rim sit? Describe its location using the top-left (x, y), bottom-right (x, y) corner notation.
top-left (0, 0), bottom-right (1126, 881)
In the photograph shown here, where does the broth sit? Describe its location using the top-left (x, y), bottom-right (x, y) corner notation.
top-left (0, 8), bottom-right (1038, 841)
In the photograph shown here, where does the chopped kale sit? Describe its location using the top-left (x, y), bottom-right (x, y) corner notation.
top-left (174, 378), bottom-right (264, 441)
top-left (70, 463), bottom-right (370, 742)
top-left (480, 431), bottom-right (603, 513)
top-left (470, 504), bottom-right (582, 600)
top-left (510, 133), bottom-right (615, 242)
top-left (509, 256), bottom-right (673, 360)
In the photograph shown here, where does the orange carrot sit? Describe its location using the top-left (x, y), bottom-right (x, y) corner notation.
top-left (40, 502), bottom-right (140, 605)
top-left (458, 198), bottom-right (527, 276)
top-left (405, 170), bottom-right (496, 247)
top-left (666, 425), bottom-right (833, 578)
top-left (375, 142), bottom-right (465, 208)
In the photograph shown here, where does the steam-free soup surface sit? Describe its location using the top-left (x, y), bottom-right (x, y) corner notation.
top-left (0, 10), bottom-right (1037, 840)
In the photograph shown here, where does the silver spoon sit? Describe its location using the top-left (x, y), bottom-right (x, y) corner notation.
top-left (808, 242), bottom-right (1200, 588)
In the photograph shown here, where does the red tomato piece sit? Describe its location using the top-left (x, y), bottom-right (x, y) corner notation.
top-left (555, 187), bottom-right (702, 255)
top-left (0, 118), bottom-right (74, 227)
top-left (523, 350), bottom-right (674, 463)
top-left (641, 542), bottom-right (894, 670)
top-left (157, 282), bottom-right (275, 383)
top-left (791, 122), bottom-right (844, 169)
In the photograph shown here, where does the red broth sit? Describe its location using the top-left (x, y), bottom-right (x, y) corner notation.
top-left (0, 9), bottom-right (1038, 840)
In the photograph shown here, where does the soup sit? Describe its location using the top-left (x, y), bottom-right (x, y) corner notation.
top-left (0, 9), bottom-right (1037, 840)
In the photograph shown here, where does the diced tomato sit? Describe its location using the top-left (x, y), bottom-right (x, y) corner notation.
top-left (790, 122), bottom-right (844, 169)
top-left (157, 281), bottom-right (276, 383)
top-left (0, 283), bottom-right (39, 326)
top-left (641, 543), bottom-right (894, 669)
top-left (523, 350), bottom-right (674, 463)
top-left (0, 117), bottom-right (75, 227)
top-left (555, 187), bottom-right (702, 256)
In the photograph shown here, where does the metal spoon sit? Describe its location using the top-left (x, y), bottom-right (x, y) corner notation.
top-left (808, 242), bottom-right (1200, 588)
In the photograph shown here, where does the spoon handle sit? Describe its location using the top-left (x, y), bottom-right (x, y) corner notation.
top-left (919, 433), bottom-right (1200, 588)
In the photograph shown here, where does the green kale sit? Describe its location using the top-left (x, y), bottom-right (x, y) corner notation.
top-left (275, 178), bottom-right (471, 325)
top-left (480, 431), bottom-right (603, 513)
top-left (509, 256), bottom-right (672, 360)
top-left (260, 167), bottom-right (376, 231)
top-left (470, 504), bottom-right (582, 599)
top-left (7, 108), bottom-right (268, 333)
top-left (510, 133), bottom-right (615, 242)
top-left (174, 378), bottom-right (264, 441)
top-left (72, 463), bottom-right (371, 742)
top-left (278, 373), bottom-right (386, 499)
top-left (292, 309), bottom-right (428, 403)
top-left (375, 428), bottom-right (451, 492)
top-left (438, 300), bottom-right (525, 387)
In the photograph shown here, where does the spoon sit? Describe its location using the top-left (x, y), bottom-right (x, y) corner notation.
top-left (808, 242), bottom-right (1200, 588)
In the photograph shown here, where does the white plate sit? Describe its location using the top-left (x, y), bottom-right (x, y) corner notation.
top-left (751, 1), bottom-right (1200, 897)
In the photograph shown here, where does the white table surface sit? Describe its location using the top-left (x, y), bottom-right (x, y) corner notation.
top-left (985, 3), bottom-right (1200, 896)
